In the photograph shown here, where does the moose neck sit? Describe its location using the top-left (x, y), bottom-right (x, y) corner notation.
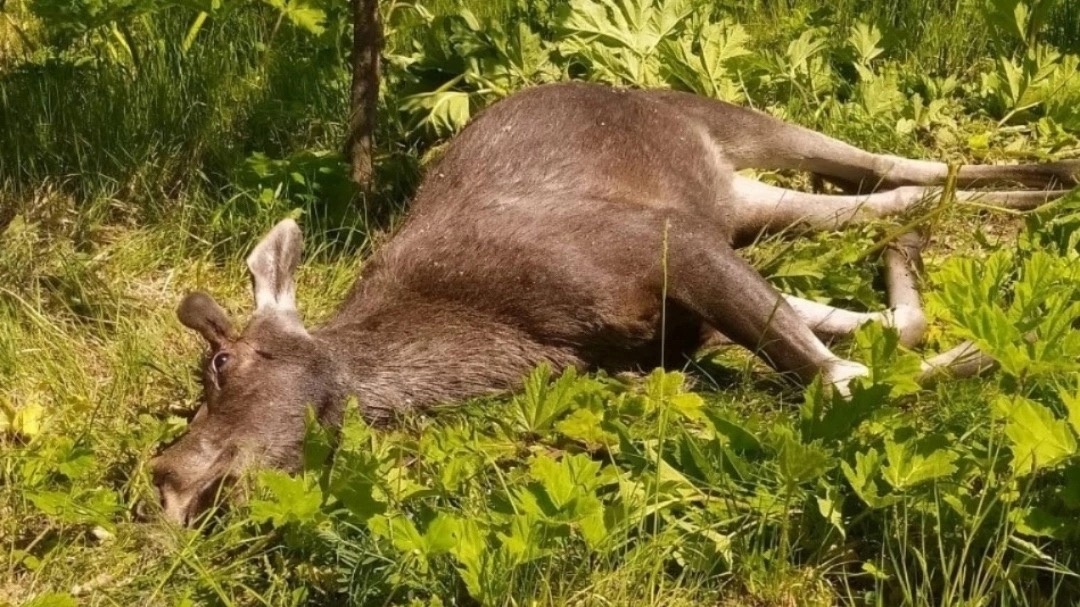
top-left (313, 298), bottom-right (578, 423)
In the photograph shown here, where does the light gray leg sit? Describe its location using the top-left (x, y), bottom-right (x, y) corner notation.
top-left (707, 103), bottom-right (1079, 191)
top-left (700, 231), bottom-right (926, 348)
top-left (919, 341), bottom-right (997, 381)
top-left (783, 297), bottom-right (927, 348)
top-left (779, 230), bottom-right (927, 347)
top-left (697, 301), bottom-right (893, 348)
top-left (701, 229), bottom-right (997, 383)
top-left (729, 176), bottom-right (1069, 238)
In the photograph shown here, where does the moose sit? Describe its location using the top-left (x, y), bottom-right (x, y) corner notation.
top-left (151, 82), bottom-right (1078, 525)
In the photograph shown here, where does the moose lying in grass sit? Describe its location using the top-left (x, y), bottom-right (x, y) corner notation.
top-left (151, 82), bottom-right (1078, 526)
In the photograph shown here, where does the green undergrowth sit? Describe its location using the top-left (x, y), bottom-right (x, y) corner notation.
top-left (3, 0), bottom-right (1080, 605)
top-left (3, 194), bottom-right (1080, 606)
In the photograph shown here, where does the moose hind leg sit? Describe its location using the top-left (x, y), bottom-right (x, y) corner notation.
top-left (729, 175), bottom-right (1070, 240)
top-left (700, 100), bottom-right (1080, 191)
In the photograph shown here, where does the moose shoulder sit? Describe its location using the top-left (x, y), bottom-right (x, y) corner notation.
top-left (151, 81), bottom-right (1077, 526)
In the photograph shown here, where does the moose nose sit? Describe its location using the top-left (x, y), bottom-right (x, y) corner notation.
top-left (150, 458), bottom-right (192, 526)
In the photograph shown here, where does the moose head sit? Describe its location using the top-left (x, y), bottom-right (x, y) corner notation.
top-left (150, 219), bottom-right (342, 526)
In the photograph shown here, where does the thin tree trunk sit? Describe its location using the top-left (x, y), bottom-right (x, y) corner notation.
top-left (345, 0), bottom-right (383, 188)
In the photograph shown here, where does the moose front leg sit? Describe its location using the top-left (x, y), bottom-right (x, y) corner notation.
top-left (666, 225), bottom-right (868, 393)
top-left (764, 231), bottom-right (994, 381)
top-left (781, 231), bottom-right (928, 348)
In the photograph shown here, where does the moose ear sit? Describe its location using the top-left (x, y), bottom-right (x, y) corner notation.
top-left (247, 218), bottom-right (303, 315)
top-left (177, 291), bottom-right (235, 348)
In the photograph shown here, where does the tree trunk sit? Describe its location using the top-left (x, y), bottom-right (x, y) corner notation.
top-left (345, 0), bottom-right (383, 188)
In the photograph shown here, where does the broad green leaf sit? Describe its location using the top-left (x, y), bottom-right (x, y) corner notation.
top-left (1010, 505), bottom-right (1069, 539)
top-left (3, 400), bottom-right (45, 437)
top-left (645, 369), bottom-right (704, 419)
top-left (449, 517), bottom-right (486, 570)
top-left (528, 452), bottom-right (604, 511)
top-left (284, 5), bottom-right (325, 35)
top-left (853, 322), bottom-right (923, 395)
top-left (250, 470), bottom-right (323, 527)
top-left (556, 407), bottom-right (617, 446)
top-left (512, 365), bottom-right (599, 435)
top-left (801, 376), bottom-right (890, 442)
top-left (555, 0), bottom-right (697, 86)
top-left (661, 19), bottom-right (750, 100)
top-left (302, 407), bottom-right (334, 473)
top-left (816, 482), bottom-right (845, 539)
top-left (996, 396), bottom-right (1077, 475)
top-left (848, 21), bottom-right (884, 66)
top-left (932, 248), bottom-right (1080, 378)
top-left (400, 90), bottom-right (472, 137)
top-left (369, 514), bottom-right (426, 555)
top-left (425, 513), bottom-right (461, 554)
top-left (259, 0), bottom-right (326, 35)
top-left (774, 429), bottom-right (833, 489)
top-left (27, 488), bottom-right (121, 527)
top-left (704, 410), bottom-right (762, 453)
top-left (842, 448), bottom-right (898, 509)
top-left (880, 435), bottom-right (958, 490)
top-left (785, 28), bottom-right (827, 73)
top-left (499, 514), bottom-right (552, 564)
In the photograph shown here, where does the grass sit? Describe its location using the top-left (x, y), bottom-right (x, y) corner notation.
top-left (3, 0), bottom-right (1080, 605)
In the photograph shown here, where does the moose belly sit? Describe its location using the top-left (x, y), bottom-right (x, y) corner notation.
top-left (483, 270), bottom-right (706, 373)
top-left (577, 299), bottom-right (707, 373)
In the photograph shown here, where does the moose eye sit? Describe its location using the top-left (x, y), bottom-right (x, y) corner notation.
top-left (211, 352), bottom-right (230, 374)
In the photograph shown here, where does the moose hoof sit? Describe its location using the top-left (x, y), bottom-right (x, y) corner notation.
top-left (824, 359), bottom-right (870, 398)
top-left (888, 304), bottom-right (928, 348)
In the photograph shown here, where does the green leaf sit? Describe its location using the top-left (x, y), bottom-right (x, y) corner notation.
top-left (302, 407), bottom-right (334, 473)
top-left (499, 514), bottom-right (552, 563)
top-left (400, 90), bottom-right (472, 137)
top-left (785, 28), bottom-right (828, 73)
top-left (1062, 387), bottom-right (1080, 437)
top-left (704, 410), bottom-right (762, 453)
top-left (555, 0), bottom-right (697, 86)
top-left (996, 395), bottom-right (1077, 475)
top-left (529, 452), bottom-right (603, 510)
top-left (425, 513), bottom-right (461, 554)
top-left (556, 407), bottom-right (617, 446)
top-left (816, 482), bottom-right (845, 539)
top-left (259, 0), bottom-right (326, 35)
top-left (329, 463), bottom-right (384, 522)
top-left (800, 376), bottom-right (890, 442)
top-left (880, 435), bottom-right (958, 490)
top-left (932, 247), bottom-right (1080, 378)
top-left (1010, 505), bottom-right (1069, 539)
top-left (513, 365), bottom-right (600, 435)
top-left (24, 593), bottom-right (78, 607)
top-left (842, 448), bottom-right (897, 509)
top-left (661, 19), bottom-right (750, 100)
top-left (27, 488), bottom-right (120, 527)
top-left (369, 513), bottom-right (426, 554)
top-left (774, 428), bottom-right (833, 489)
top-left (645, 369), bottom-right (704, 420)
top-left (848, 21), bottom-right (884, 66)
top-left (249, 470), bottom-right (323, 527)
top-left (853, 317), bottom-right (923, 396)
